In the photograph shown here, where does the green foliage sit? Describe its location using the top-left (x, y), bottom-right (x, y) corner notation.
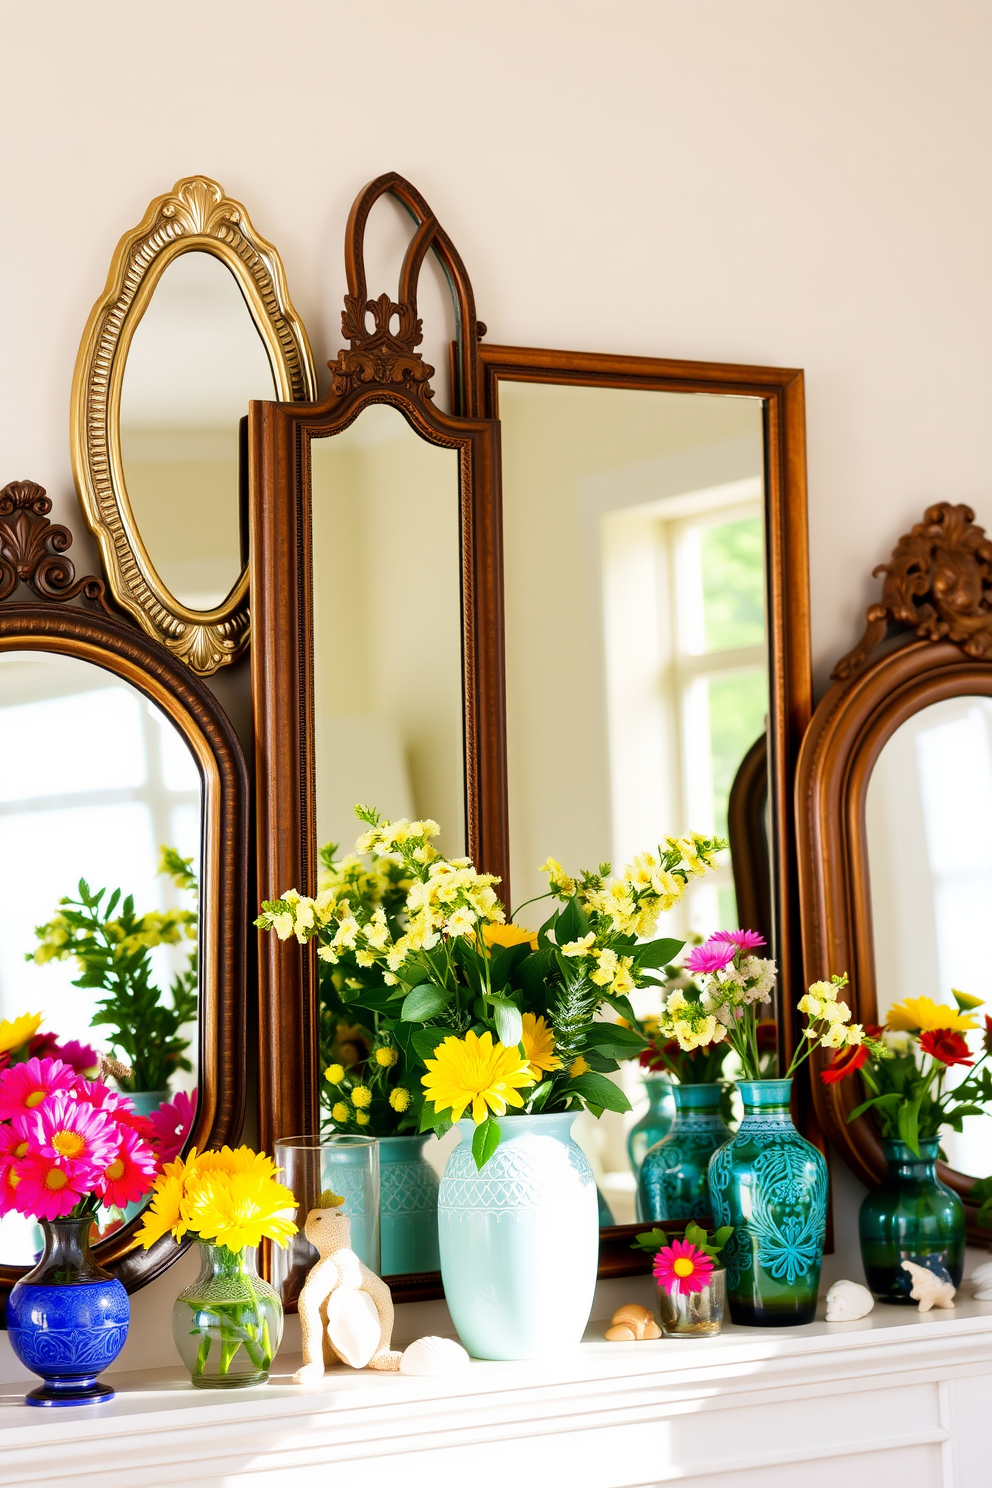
top-left (632, 1220), bottom-right (734, 1263)
top-left (29, 850), bottom-right (198, 1091)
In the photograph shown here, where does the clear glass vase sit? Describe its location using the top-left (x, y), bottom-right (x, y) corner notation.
top-left (172, 1243), bottom-right (283, 1388)
top-left (656, 1268), bottom-right (726, 1337)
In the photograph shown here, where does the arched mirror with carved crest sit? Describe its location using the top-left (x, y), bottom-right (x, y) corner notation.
top-left (798, 502), bottom-right (992, 1237)
top-left (0, 481), bottom-right (248, 1313)
top-left (71, 176), bottom-right (316, 675)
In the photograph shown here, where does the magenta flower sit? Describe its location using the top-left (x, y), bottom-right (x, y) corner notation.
top-left (75, 1080), bottom-right (153, 1138)
top-left (714, 929), bottom-right (765, 953)
top-left (94, 1126), bottom-right (158, 1209)
top-left (684, 937), bottom-right (738, 975)
top-left (0, 1058), bottom-right (79, 1120)
top-left (148, 1089), bottom-right (197, 1168)
top-left (30, 1091), bottom-right (120, 1183)
top-left (54, 1040), bottom-right (102, 1077)
top-left (13, 1149), bottom-right (94, 1221)
top-left (653, 1238), bottom-right (715, 1295)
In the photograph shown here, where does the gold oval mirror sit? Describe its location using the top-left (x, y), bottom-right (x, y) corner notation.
top-left (72, 177), bottom-right (316, 674)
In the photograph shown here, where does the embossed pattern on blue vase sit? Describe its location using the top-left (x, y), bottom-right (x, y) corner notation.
top-left (637, 1082), bottom-right (732, 1222)
top-left (379, 1134), bottom-right (440, 1276)
top-left (438, 1112), bottom-right (598, 1360)
top-left (707, 1079), bottom-right (827, 1327)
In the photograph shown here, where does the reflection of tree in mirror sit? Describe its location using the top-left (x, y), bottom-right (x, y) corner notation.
top-left (700, 517), bottom-right (766, 653)
top-left (709, 672), bottom-right (768, 841)
top-left (28, 848), bottom-right (197, 1094)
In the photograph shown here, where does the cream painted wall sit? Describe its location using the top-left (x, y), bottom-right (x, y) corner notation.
top-left (1, 0), bottom-right (990, 1367)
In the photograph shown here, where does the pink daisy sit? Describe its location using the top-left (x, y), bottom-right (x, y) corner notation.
top-left (75, 1080), bottom-right (154, 1139)
top-left (148, 1089), bottom-right (197, 1168)
top-left (94, 1126), bottom-right (158, 1209)
top-left (653, 1239), bottom-right (715, 1295)
top-left (713, 929), bottom-right (765, 954)
top-left (683, 938), bottom-right (738, 975)
top-left (0, 1058), bottom-right (79, 1120)
top-left (53, 1040), bottom-right (102, 1078)
top-left (30, 1092), bottom-right (119, 1181)
top-left (14, 1149), bottom-right (92, 1221)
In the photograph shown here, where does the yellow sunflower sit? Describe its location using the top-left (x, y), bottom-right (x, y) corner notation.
top-left (483, 923), bottom-right (539, 952)
top-left (886, 995), bottom-right (979, 1033)
top-left (422, 1030), bottom-right (535, 1123)
top-left (136, 1173), bottom-right (188, 1249)
top-left (183, 1170), bottom-right (299, 1252)
top-left (520, 1012), bottom-right (561, 1079)
top-left (0, 1010), bottom-right (43, 1056)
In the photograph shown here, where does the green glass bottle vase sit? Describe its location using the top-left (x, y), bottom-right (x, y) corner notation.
top-left (626, 1074), bottom-right (676, 1178)
top-left (636, 1082), bottom-right (733, 1222)
top-left (707, 1079), bottom-right (827, 1326)
top-left (859, 1138), bottom-right (964, 1302)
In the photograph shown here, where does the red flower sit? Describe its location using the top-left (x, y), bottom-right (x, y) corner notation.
top-left (919, 1029), bottom-right (973, 1068)
top-left (984, 1016), bottom-right (992, 1055)
top-left (639, 1043), bottom-right (666, 1072)
top-left (756, 1020), bottom-right (778, 1054)
top-left (821, 1043), bottom-right (870, 1084)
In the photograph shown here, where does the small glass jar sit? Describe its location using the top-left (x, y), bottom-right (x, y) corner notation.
top-left (656, 1268), bottom-right (726, 1338)
top-left (273, 1134), bottom-right (380, 1308)
top-left (172, 1242), bottom-right (283, 1388)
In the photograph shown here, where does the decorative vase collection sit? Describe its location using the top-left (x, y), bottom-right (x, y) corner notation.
top-left (627, 1074), bottom-right (676, 1176)
top-left (637, 1082), bottom-right (733, 1223)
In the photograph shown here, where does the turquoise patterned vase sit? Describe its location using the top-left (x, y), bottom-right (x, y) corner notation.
top-left (438, 1112), bottom-right (598, 1360)
top-left (637, 1083), bottom-right (732, 1222)
top-left (626, 1074), bottom-right (676, 1177)
top-left (859, 1138), bottom-right (964, 1303)
top-left (708, 1079), bottom-right (827, 1326)
top-left (379, 1135), bottom-right (440, 1276)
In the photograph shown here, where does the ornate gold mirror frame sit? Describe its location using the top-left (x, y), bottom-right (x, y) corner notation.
top-left (0, 481), bottom-right (249, 1314)
top-left (71, 176), bottom-right (316, 675)
top-left (798, 502), bottom-right (992, 1235)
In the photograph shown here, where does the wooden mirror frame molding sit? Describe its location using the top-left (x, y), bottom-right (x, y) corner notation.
top-left (250, 177), bottom-right (506, 1197)
top-left (476, 345), bottom-right (812, 1061)
top-left (71, 176), bottom-right (316, 676)
top-left (797, 502), bottom-right (992, 1235)
top-left (0, 481), bottom-right (248, 1316)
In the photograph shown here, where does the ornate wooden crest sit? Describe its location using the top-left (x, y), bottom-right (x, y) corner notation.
top-left (330, 292), bottom-right (434, 401)
top-left (832, 502), bottom-right (992, 680)
top-left (0, 481), bottom-right (108, 609)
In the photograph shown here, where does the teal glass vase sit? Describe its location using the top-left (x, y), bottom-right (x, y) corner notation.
top-left (636, 1082), bottom-right (732, 1222)
top-left (859, 1138), bottom-right (965, 1303)
top-left (626, 1074), bottom-right (676, 1177)
top-left (379, 1135), bottom-right (440, 1276)
top-left (707, 1079), bottom-right (827, 1327)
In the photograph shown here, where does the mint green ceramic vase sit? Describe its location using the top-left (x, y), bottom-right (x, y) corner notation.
top-left (437, 1112), bottom-right (598, 1360)
top-left (707, 1079), bottom-right (827, 1326)
top-left (379, 1134), bottom-right (440, 1276)
top-left (636, 1082), bottom-right (733, 1222)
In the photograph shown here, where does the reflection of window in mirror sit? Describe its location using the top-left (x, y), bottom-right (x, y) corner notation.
top-left (499, 382), bottom-right (767, 940)
top-left (866, 695), bottom-right (992, 1176)
top-left (309, 404), bottom-right (465, 861)
top-left (119, 251), bottom-right (276, 611)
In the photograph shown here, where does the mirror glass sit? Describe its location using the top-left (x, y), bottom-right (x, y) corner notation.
top-left (0, 651), bottom-right (201, 1264)
top-left (866, 693), bottom-right (992, 1175)
top-left (119, 250), bottom-right (277, 611)
top-left (310, 403), bottom-right (465, 858)
top-left (496, 380), bottom-right (768, 1221)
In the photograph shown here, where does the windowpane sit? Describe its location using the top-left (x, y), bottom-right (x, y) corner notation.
top-left (699, 516), bottom-right (765, 653)
top-left (706, 668), bottom-right (768, 839)
top-left (0, 688), bottom-right (146, 801)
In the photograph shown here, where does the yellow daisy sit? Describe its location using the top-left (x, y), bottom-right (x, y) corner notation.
top-left (422, 1030), bottom-right (535, 1124)
top-left (482, 923), bottom-right (538, 952)
top-left (520, 1012), bottom-right (562, 1079)
top-left (887, 995), bottom-right (979, 1033)
top-left (136, 1173), bottom-right (188, 1249)
top-left (183, 1170), bottom-right (298, 1252)
top-left (0, 1010), bottom-right (43, 1056)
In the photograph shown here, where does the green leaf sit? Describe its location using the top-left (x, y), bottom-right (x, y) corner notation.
top-left (569, 1072), bottom-right (631, 1114)
top-left (847, 1092), bottom-right (902, 1123)
top-left (583, 1023), bottom-right (648, 1055)
top-left (472, 1117), bottom-right (501, 1170)
top-left (634, 938), bottom-right (686, 969)
top-left (411, 1027), bottom-right (449, 1062)
top-left (527, 1079), bottom-right (554, 1113)
top-left (489, 996), bottom-right (523, 1049)
top-left (400, 983), bottom-right (449, 1022)
top-left (897, 1097), bottom-right (921, 1156)
top-left (631, 1226), bottom-right (669, 1255)
top-left (553, 895), bottom-right (589, 947)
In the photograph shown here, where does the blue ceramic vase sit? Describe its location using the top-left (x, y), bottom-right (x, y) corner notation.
top-left (626, 1074), bottom-right (676, 1177)
top-left (438, 1112), bottom-right (598, 1360)
top-left (7, 1217), bottom-right (129, 1406)
top-left (707, 1079), bottom-right (827, 1326)
top-left (379, 1134), bottom-right (440, 1276)
top-left (637, 1082), bottom-right (733, 1222)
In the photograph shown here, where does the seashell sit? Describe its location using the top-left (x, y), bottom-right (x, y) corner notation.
top-left (901, 1259), bottom-right (956, 1312)
top-left (605, 1303), bottom-right (662, 1341)
top-left (326, 1287), bottom-right (380, 1369)
top-left (825, 1280), bottom-right (874, 1321)
top-left (971, 1261), bottom-right (992, 1295)
top-left (399, 1336), bottom-right (471, 1376)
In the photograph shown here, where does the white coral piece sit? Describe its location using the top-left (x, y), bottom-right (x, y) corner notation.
top-left (825, 1280), bottom-right (874, 1321)
top-left (901, 1259), bottom-right (956, 1311)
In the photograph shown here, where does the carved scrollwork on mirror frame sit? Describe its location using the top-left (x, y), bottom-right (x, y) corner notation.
top-left (71, 176), bottom-right (316, 675)
top-left (0, 482), bottom-right (248, 1312)
top-left (797, 501), bottom-right (992, 1235)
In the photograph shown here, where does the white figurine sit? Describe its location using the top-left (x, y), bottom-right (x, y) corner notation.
top-left (825, 1280), bottom-right (874, 1321)
top-left (293, 1196), bottom-right (402, 1384)
top-left (901, 1259), bottom-right (956, 1311)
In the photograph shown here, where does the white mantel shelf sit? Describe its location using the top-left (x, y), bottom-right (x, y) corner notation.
top-left (5, 1299), bottom-right (992, 1488)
